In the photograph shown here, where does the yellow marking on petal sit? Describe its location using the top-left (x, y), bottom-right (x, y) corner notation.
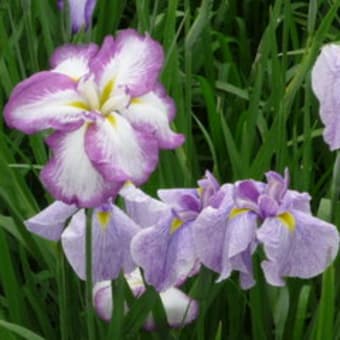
top-left (100, 79), bottom-right (115, 106)
top-left (97, 211), bottom-right (111, 230)
top-left (68, 101), bottom-right (90, 110)
top-left (106, 114), bottom-right (117, 127)
top-left (278, 212), bottom-right (296, 232)
top-left (229, 208), bottom-right (250, 219)
top-left (130, 97), bottom-right (142, 105)
top-left (123, 180), bottom-right (134, 188)
top-left (197, 187), bottom-right (203, 196)
top-left (170, 218), bottom-right (184, 235)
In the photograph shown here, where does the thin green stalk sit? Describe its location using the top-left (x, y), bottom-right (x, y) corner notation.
top-left (86, 209), bottom-right (95, 340)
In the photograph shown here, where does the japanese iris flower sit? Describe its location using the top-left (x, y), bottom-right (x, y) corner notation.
top-left (312, 43), bottom-right (340, 150)
top-left (120, 171), bottom-right (225, 291)
top-left (93, 269), bottom-right (199, 329)
top-left (194, 170), bottom-right (339, 288)
top-left (25, 200), bottom-right (140, 282)
top-left (4, 29), bottom-right (184, 208)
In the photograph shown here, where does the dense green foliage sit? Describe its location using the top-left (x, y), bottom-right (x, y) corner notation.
top-left (0, 0), bottom-right (340, 339)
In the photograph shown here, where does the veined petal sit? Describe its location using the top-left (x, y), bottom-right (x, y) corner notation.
top-left (131, 214), bottom-right (197, 291)
top-left (25, 201), bottom-right (77, 240)
top-left (51, 43), bottom-right (98, 80)
top-left (4, 71), bottom-right (88, 133)
top-left (85, 113), bottom-right (159, 185)
top-left (91, 29), bottom-right (164, 98)
top-left (41, 125), bottom-right (122, 208)
top-left (311, 44), bottom-right (340, 150)
top-left (123, 85), bottom-right (184, 149)
top-left (61, 205), bottom-right (140, 282)
top-left (257, 211), bottom-right (339, 286)
top-left (119, 183), bottom-right (170, 228)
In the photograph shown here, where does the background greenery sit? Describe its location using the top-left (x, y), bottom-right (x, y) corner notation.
top-left (0, 0), bottom-right (340, 339)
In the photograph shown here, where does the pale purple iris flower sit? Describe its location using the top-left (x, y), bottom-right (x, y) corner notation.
top-left (4, 29), bottom-right (184, 208)
top-left (194, 170), bottom-right (339, 288)
top-left (93, 268), bottom-right (199, 329)
top-left (25, 201), bottom-right (140, 282)
top-left (312, 43), bottom-right (340, 150)
top-left (58, 0), bottom-right (97, 33)
top-left (120, 171), bottom-right (224, 291)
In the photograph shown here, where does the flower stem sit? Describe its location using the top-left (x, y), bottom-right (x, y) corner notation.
top-left (86, 209), bottom-right (95, 340)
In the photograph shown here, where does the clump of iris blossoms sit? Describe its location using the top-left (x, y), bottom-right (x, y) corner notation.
top-left (193, 170), bottom-right (339, 288)
top-left (4, 28), bottom-right (184, 208)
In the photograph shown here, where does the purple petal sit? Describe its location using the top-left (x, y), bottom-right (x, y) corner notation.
top-left (197, 170), bottom-right (220, 207)
top-left (50, 43), bottom-right (98, 80)
top-left (264, 170), bottom-right (288, 203)
top-left (4, 71), bottom-right (87, 134)
top-left (131, 214), bottom-right (197, 291)
top-left (67, 0), bottom-right (96, 33)
top-left (85, 114), bottom-right (159, 186)
top-left (119, 183), bottom-right (170, 228)
top-left (41, 126), bottom-right (122, 208)
top-left (90, 29), bottom-right (164, 98)
top-left (311, 44), bottom-right (340, 150)
top-left (25, 201), bottom-right (77, 240)
top-left (123, 86), bottom-right (184, 149)
top-left (61, 205), bottom-right (140, 282)
top-left (234, 180), bottom-right (263, 211)
top-left (257, 210), bottom-right (339, 286)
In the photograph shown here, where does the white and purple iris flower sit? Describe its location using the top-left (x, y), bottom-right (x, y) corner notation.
top-left (4, 29), bottom-right (184, 208)
top-left (57, 0), bottom-right (97, 33)
top-left (312, 43), bottom-right (340, 150)
top-left (25, 200), bottom-right (140, 282)
top-left (120, 171), bottom-right (225, 292)
top-left (194, 170), bottom-right (339, 288)
top-left (93, 268), bottom-right (199, 329)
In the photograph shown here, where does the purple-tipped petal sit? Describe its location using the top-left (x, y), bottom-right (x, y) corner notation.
top-left (91, 29), bottom-right (164, 98)
top-left (158, 189), bottom-right (201, 212)
top-left (119, 183), bottom-right (170, 228)
top-left (62, 204), bottom-right (140, 282)
top-left (311, 44), bottom-right (340, 150)
top-left (234, 180), bottom-right (263, 211)
top-left (123, 86), bottom-right (184, 149)
top-left (257, 210), bottom-right (339, 286)
top-left (41, 126), bottom-right (122, 208)
top-left (131, 214), bottom-right (197, 291)
top-left (25, 201), bottom-right (77, 240)
top-left (85, 113), bottom-right (159, 186)
top-left (50, 43), bottom-right (98, 80)
top-left (4, 71), bottom-right (88, 134)
top-left (264, 170), bottom-right (288, 202)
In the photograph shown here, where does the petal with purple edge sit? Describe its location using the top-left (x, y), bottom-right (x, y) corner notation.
top-left (131, 214), bottom-right (197, 291)
top-left (93, 281), bottom-right (113, 321)
top-left (40, 125), bottom-right (122, 208)
top-left (119, 183), bottom-right (170, 228)
top-left (51, 43), bottom-right (98, 80)
top-left (4, 71), bottom-right (88, 134)
top-left (91, 29), bottom-right (164, 98)
top-left (257, 210), bottom-right (339, 286)
top-left (85, 113), bottom-right (159, 186)
top-left (123, 86), bottom-right (184, 149)
top-left (25, 201), bottom-right (77, 241)
top-left (234, 180), bottom-right (264, 211)
top-left (67, 0), bottom-right (96, 33)
top-left (61, 205), bottom-right (140, 282)
top-left (311, 44), bottom-right (340, 150)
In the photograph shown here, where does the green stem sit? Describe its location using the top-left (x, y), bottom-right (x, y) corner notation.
top-left (86, 209), bottom-right (95, 340)
top-left (330, 151), bottom-right (340, 223)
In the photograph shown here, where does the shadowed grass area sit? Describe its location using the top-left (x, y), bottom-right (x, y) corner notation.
top-left (0, 0), bottom-right (340, 339)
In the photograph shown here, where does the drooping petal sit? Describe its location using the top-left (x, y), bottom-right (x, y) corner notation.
top-left (85, 113), bottom-right (159, 185)
top-left (131, 214), bottom-right (197, 291)
top-left (119, 183), bottom-right (170, 228)
top-left (123, 85), bottom-right (184, 149)
top-left (4, 72), bottom-right (88, 134)
top-left (50, 43), bottom-right (98, 80)
top-left (25, 201), bottom-right (77, 240)
top-left (61, 204), bottom-right (140, 282)
top-left (91, 29), bottom-right (164, 98)
top-left (311, 44), bottom-right (340, 150)
top-left (40, 125), bottom-right (122, 208)
top-left (257, 210), bottom-right (339, 286)
top-left (93, 271), bottom-right (199, 329)
top-left (144, 287), bottom-right (199, 330)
